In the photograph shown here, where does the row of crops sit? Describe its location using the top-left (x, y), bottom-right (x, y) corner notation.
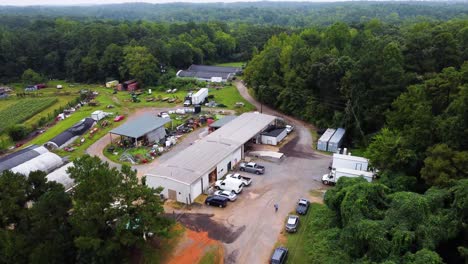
top-left (0, 98), bottom-right (57, 132)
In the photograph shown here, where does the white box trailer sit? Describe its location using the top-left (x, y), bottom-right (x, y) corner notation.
top-left (317, 128), bottom-right (336, 151)
top-left (332, 153), bottom-right (369, 171)
top-left (327, 128), bottom-right (345, 152)
top-left (192, 88), bottom-right (208, 105)
top-left (322, 168), bottom-right (374, 185)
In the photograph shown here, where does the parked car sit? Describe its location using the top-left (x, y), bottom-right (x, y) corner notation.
top-left (227, 173), bottom-right (252, 186)
top-left (214, 190), bottom-right (237, 201)
top-left (285, 215), bottom-right (299, 233)
top-left (205, 195), bottom-right (229, 208)
top-left (296, 198), bottom-right (310, 215)
top-left (286, 125), bottom-right (294, 134)
top-left (161, 112), bottom-right (170, 119)
top-left (271, 247), bottom-right (288, 264)
top-left (239, 162), bottom-right (265, 175)
top-left (114, 115), bottom-right (125, 122)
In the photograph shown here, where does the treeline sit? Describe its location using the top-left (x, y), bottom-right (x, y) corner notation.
top-left (303, 62), bottom-right (468, 264)
top-left (245, 18), bottom-right (468, 262)
top-left (1, 2), bottom-right (468, 26)
top-left (0, 18), bottom-right (287, 84)
top-left (0, 156), bottom-right (172, 263)
top-left (244, 18), bottom-right (468, 144)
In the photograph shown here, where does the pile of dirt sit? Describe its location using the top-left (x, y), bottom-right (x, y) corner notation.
top-left (173, 213), bottom-right (245, 244)
top-left (167, 228), bottom-right (223, 264)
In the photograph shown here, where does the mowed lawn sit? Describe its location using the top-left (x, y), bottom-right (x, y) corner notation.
top-left (209, 85), bottom-right (255, 113)
top-left (215, 62), bottom-right (245, 67)
top-left (22, 80), bottom-right (253, 159)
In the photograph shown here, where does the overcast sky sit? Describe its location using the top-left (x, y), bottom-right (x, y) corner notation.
top-left (1, 0), bottom-right (343, 6)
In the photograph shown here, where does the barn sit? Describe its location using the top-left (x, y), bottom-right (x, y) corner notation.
top-left (176, 64), bottom-right (241, 82)
top-left (145, 112), bottom-right (277, 204)
top-left (109, 113), bottom-right (171, 147)
top-left (45, 118), bottom-right (96, 150)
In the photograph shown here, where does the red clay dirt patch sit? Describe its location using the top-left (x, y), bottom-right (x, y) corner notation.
top-left (167, 228), bottom-right (224, 264)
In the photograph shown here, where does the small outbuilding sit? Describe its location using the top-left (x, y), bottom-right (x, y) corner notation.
top-left (327, 128), bottom-right (346, 153)
top-left (261, 128), bottom-right (288, 146)
top-left (109, 113), bottom-right (171, 146)
top-left (45, 118), bottom-right (96, 150)
top-left (0, 145), bottom-right (48, 173)
top-left (317, 128), bottom-right (336, 151)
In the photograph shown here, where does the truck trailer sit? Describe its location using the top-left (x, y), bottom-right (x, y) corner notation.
top-left (191, 88), bottom-right (208, 105)
top-left (331, 153), bottom-right (369, 171)
top-left (322, 168), bottom-right (374, 185)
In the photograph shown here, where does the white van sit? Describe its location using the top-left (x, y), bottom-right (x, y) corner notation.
top-left (215, 178), bottom-right (244, 194)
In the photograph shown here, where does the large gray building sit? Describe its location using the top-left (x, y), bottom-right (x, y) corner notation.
top-left (145, 112), bottom-right (277, 204)
top-left (176, 64), bottom-right (241, 82)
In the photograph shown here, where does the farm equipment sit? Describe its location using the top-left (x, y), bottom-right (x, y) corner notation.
top-left (131, 93), bottom-right (140, 103)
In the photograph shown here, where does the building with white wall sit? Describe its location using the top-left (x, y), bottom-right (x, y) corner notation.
top-left (145, 112), bottom-right (277, 204)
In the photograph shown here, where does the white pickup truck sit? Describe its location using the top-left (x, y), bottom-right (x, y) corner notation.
top-left (227, 173), bottom-right (252, 186)
top-left (215, 178), bottom-right (244, 194)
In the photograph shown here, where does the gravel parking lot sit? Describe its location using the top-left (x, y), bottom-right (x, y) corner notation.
top-left (171, 137), bottom-right (331, 263)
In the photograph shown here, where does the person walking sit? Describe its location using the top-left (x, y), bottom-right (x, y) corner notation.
top-left (274, 203), bottom-right (279, 212)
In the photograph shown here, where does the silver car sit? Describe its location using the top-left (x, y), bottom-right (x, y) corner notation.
top-left (285, 215), bottom-right (299, 233)
top-left (214, 190), bottom-right (237, 201)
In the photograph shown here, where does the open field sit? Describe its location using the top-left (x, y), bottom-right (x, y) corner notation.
top-left (0, 98), bottom-right (57, 131)
top-left (214, 62), bottom-right (245, 67)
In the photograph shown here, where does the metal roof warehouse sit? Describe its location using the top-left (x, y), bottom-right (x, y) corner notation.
top-left (145, 112), bottom-right (277, 204)
top-left (176, 64), bottom-right (241, 82)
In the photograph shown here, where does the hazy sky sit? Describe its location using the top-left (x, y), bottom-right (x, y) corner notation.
top-left (2, 0), bottom-right (340, 6)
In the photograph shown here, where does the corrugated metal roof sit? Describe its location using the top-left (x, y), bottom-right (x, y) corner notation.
top-left (177, 64), bottom-right (241, 80)
top-left (110, 113), bottom-right (171, 139)
top-left (209, 115), bottom-right (237, 128)
top-left (318, 128), bottom-right (336, 143)
top-left (147, 112), bottom-right (276, 184)
top-left (188, 65), bottom-right (241, 73)
top-left (329, 128), bottom-right (345, 144)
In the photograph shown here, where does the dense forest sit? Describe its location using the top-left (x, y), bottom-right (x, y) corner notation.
top-left (244, 18), bottom-right (468, 143)
top-left (0, 18), bottom-right (286, 84)
top-left (0, 2), bottom-right (467, 263)
top-left (1, 2), bottom-right (468, 26)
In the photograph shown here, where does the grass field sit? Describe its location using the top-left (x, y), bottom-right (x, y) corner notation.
top-left (3, 79), bottom-right (254, 159)
top-left (215, 62), bottom-right (245, 67)
top-left (0, 98), bottom-right (57, 131)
